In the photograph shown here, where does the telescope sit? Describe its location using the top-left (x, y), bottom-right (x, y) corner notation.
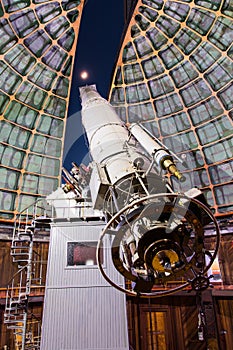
top-left (65, 85), bottom-right (220, 297)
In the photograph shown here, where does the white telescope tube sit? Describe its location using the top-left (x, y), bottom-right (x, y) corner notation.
top-left (80, 85), bottom-right (143, 185)
top-left (80, 85), bottom-right (127, 164)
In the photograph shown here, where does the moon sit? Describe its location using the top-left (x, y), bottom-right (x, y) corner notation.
top-left (80, 71), bottom-right (88, 80)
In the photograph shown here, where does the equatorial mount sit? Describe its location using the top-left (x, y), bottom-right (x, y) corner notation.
top-left (97, 193), bottom-right (220, 297)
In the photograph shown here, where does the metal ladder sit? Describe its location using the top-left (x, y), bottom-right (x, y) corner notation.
top-left (4, 199), bottom-right (50, 350)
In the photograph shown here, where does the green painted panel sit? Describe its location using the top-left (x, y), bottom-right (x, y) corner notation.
top-left (5, 44), bottom-right (36, 75)
top-left (16, 81), bottom-right (48, 109)
top-left (28, 62), bottom-right (57, 90)
top-left (0, 61), bottom-right (22, 94)
top-left (0, 190), bottom-right (16, 211)
top-left (0, 168), bottom-right (20, 190)
top-left (4, 100), bottom-right (38, 128)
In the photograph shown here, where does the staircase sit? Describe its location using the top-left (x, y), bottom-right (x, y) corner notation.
top-left (4, 199), bottom-right (50, 350)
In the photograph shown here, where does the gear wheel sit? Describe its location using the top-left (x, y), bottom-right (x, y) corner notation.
top-left (190, 275), bottom-right (213, 291)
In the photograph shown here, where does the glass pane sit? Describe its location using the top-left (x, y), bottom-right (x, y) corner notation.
top-left (180, 79), bottom-right (212, 107)
top-left (5, 44), bottom-right (36, 75)
top-left (209, 161), bottom-right (233, 185)
top-left (156, 15), bottom-right (180, 38)
top-left (0, 18), bottom-right (17, 54)
top-left (123, 63), bottom-right (144, 84)
top-left (149, 75), bottom-right (174, 98)
top-left (45, 16), bottom-right (69, 39)
top-left (203, 138), bottom-right (233, 164)
top-left (170, 61), bottom-right (198, 88)
top-left (28, 63), bottom-right (57, 90)
top-left (159, 44), bottom-right (184, 69)
top-left (154, 93), bottom-right (183, 117)
top-left (2, 0), bottom-right (30, 13)
top-left (146, 311), bottom-right (167, 350)
top-left (0, 61), bottom-right (22, 94)
top-left (188, 97), bottom-right (223, 126)
top-left (196, 115), bottom-right (233, 145)
top-left (139, 6), bottom-right (158, 22)
top-left (174, 27), bottom-right (201, 55)
top-left (0, 168), bottom-right (20, 190)
top-left (164, 1), bottom-right (189, 22)
top-left (134, 35), bottom-right (153, 58)
top-left (16, 81), bottom-right (47, 110)
top-left (208, 16), bottom-right (233, 51)
top-left (67, 241), bottom-right (103, 266)
top-left (187, 8), bottom-right (215, 35)
top-left (0, 190), bottom-right (16, 211)
top-left (142, 56), bottom-right (165, 79)
top-left (146, 27), bottom-right (167, 50)
top-left (135, 14), bottom-right (150, 31)
top-left (35, 2), bottom-right (62, 24)
top-left (159, 112), bottom-right (191, 136)
top-left (126, 84), bottom-right (150, 103)
top-left (128, 102), bottom-right (155, 122)
top-left (9, 8), bottom-right (39, 38)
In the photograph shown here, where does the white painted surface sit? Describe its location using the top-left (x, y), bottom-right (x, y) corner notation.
top-left (80, 85), bottom-right (137, 184)
top-left (40, 220), bottom-right (129, 350)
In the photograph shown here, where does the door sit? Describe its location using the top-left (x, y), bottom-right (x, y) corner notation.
top-left (140, 309), bottom-right (172, 350)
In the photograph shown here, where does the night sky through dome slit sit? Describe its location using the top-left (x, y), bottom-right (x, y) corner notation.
top-left (63, 0), bottom-right (125, 170)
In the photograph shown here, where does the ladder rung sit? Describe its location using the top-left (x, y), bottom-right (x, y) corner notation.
top-left (7, 325), bottom-right (25, 329)
top-left (12, 237), bottom-right (31, 242)
top-left (9, 297), bottom-right (26, 301)
top-left (5, 315), bottom-right (24, 320)
top-left (5, 307), bottom-right (24, 312)
top-left (6, 307), bottom-right (26, 313)
top-left (12, 256), bottom-right (30, 260)
top-left (5, 317), bottom-right (26, 322)
top-left (12, 256), bottom-right (29, 260)
top-left (5, 318), bottom-right (26, 323)
top-left (12, 261), bottom-right (29, 265)
top-left (5, 310), bottom-right (26, 316)
top-left (9, 299), bottom-right (27, 304)
top-left (11, 243), bottom-right (30, 248)
top-left (18, 231), bottom-right (33, 240)
top-left (11, 246), bottom-right (29, 255)
top-left (14, 241), bottom-right (31, 245)
top-left (15, 238), bottom-right (32, 243)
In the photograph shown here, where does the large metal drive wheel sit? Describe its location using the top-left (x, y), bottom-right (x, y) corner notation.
top-left (97, 193), bottom-right (220, 298)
